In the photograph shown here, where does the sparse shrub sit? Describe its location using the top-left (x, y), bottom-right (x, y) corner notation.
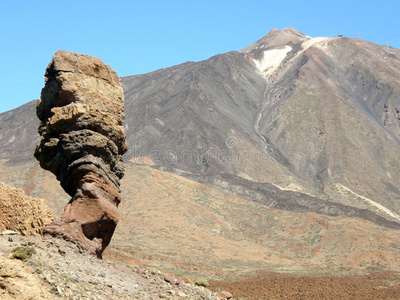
top-left (194, 279), bottom-right (209, 287)
top-left (10, 246), bottom-right (36, 261)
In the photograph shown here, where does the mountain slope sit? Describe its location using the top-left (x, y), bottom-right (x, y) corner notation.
top-left (0, 100), bottom-right (38, 164)
top-left (243, 28), bottom-right (400, 213)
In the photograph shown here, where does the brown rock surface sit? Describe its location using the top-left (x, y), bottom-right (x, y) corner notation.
top-left (0, 182), bottom-right (54, 236)
top-left (34, 50), bottom-right (127, 257)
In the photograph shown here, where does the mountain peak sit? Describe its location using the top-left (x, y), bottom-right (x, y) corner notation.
top-left (241, 27), bottom-right (307, 53)
top-left (281, 27), bottom-right (307, 36)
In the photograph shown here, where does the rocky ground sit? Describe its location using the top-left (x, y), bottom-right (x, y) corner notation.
top-left (2, 183), bottom-right (400, 300)
top-left (209, 271), bottom-right (400, 299)
top-left (3, 234), bottom-right (400, 300)
top-left (0, 234), bottom-right (229, 300)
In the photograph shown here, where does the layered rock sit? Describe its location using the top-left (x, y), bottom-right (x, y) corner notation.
top-left (34, 50), bottom-right (127, 257)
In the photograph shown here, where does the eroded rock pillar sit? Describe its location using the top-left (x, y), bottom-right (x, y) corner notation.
top-left (34, 50), bottom-right (127, 258)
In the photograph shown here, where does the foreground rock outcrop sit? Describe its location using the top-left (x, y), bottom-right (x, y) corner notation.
top-left (0, 182), bottom-right (54, 236)
top-left (34, 50), bottom-right (127, 257)
top-left (0, 235), bottom-right (222, 300)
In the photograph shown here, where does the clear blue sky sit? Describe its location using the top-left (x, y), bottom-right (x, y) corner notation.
top-left (1, 0), bottom-right (399, 113)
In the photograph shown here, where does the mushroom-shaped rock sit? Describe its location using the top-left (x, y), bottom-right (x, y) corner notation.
top-left (34, 50), bottom-right (127, 258)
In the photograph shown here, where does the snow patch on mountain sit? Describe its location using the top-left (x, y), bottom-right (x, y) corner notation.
top-left (253, 45), bottom-right (292, 78)
top-left (250, 37), bottom-right (332, 79)
top-left (302, 37), bottom-right (330, 51)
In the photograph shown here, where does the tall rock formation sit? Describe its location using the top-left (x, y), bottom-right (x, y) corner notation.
top-left (34, 50), bottom-right (127, 257)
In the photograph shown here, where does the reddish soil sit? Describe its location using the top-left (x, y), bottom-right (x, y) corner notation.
top-left (209, 272), bottom-right (400, 300)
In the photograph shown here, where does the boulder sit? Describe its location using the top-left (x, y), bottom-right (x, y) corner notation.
top-left (0, 182), bottom-right (54, 236)
top-left (218, 291), bottom-right (233, 299)
top-left (164, 274), bottom-right (178, 285)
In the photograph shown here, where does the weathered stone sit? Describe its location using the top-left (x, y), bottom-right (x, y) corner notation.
top-left (34, 50), bottom-right (127, 257)
top-left (164, 274), bottom-right (177, 285)
top-left (182, 276), bottom-right (192, 284)
top-left (176, 277), bottom-right (184, 286)
top-left (1, 230), bottom-right (18, 236)
top-left (0, 182), bottom-right (54, 236)
top-left (218, 291), bottom-right (233, 299)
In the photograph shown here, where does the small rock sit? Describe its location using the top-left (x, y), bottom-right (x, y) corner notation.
top-left (2, 230), bottom-right (18, 235)
top-left (164, 274), bottom-right (177, 285)
top-left (149, 268), bottom-right (159, 275)
top-left (56, 286), bottom-right (62, 295)
top-left (182, 276), bottom-right (192, 284)
top-left (218, 291), bottom-right (233, 299)
top-left (176, 277), bottom-right (185, 286)
top-left (177, 291), bottom-right (187, 297)
top-left (58, 246), bottom-right (66, 255)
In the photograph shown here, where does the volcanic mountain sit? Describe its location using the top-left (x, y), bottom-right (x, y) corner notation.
top-left (1, 28), bottom-right (400, 276)
top-left (122, 27), bottom-right (400, 223)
